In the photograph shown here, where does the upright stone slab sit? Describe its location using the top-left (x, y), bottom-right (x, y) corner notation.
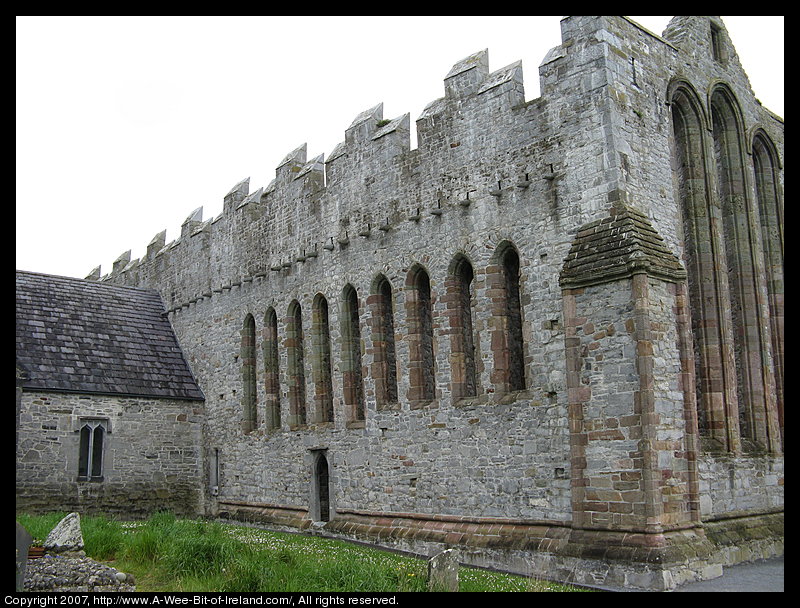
top-left (16, 522), bottom-right (33, 591)
top-left (427, 549), bottom-right (459, 592)
top-left (44, 512), bottom-right (85, 557)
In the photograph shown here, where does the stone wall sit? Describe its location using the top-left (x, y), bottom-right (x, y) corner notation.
top-left (95, 16), bottom-right (783, 589)
top-left (16, 391), bottom-right (205, 517)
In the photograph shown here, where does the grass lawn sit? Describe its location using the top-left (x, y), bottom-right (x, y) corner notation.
top-left (18, 511), bottom-right (590, 593)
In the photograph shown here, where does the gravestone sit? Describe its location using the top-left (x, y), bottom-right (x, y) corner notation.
top-left (427, 548), bottom-right (459, 592)
top-left (16, 521), bottom-right (33, 591)
top-left (44, 512), bottom-right (85, 556)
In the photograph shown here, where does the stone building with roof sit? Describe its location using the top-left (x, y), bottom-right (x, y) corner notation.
top-left (15, 270), bottom-right (205, 517)
top-left (17, 16), bottom-right (783, 591)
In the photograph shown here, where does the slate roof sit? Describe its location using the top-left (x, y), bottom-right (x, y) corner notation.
top-left (559, 204), bottom-right (687, 289)
top-left (16, 270), bottom-right (204, 401)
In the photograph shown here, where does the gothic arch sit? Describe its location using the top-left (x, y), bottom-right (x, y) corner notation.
top-left (405, 264), bottom-right (435, 404)
top-left (669, 82), bottom-right (735, 448)
top-left (488, 241), bottom-right (526, 393)
top-left (286, 300), bottom-right (306, 427)
top-left (241, 313), bottom-right (257, 433)
top-left (312, 293), bottom-right (334, 423)
top-left (710, 84), bottom-right (772, 447)
top-left (263, 307), bottom-right (281, 430)
top-left (751, 130), bottom-right (784, 442)
top-left (341, 284), bottom-right (365, 423)
top-left (368, 274), bottom-right (398, 407)
top-left (446, 253), bottom-right (477, 400)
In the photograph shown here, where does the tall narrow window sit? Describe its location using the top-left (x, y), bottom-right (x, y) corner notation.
top-left (710, 22), bottom-right (724, 63)
top-left (447, 255), bottom-right (477, 400)
top-left (77, 419), bottom-right (107, 481)
top-left (242, 314), bottom-right (257, 433)
top-left (369, 275), bottom-right (398, 407)
top-left (312, 294), bottom-right (334, 423)
top-left (286, 301), bottom-right (306, 427)
top-left (405, 266), bottom-right (435, 404)
top-left (342, 285), bottom-right (365, 422)
top-left (489, 243), bottom-right (525, 394)
top-left (712, 87), bottom-right (772, 447)
top-left (670, 84), bottom-right (730, 444)
top-left (263, 308), bottom-right (281, 430)
top-left (752, 133), bottom-right (784, 439)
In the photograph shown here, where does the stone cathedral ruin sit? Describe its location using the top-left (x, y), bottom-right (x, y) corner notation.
top-left (16, 16), bottom-right (783, 590)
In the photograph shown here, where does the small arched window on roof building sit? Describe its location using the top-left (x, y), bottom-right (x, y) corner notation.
top-left (77, 418), bottom-right (107, 481)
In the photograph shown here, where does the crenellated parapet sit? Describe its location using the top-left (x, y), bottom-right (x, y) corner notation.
top-left (96, 45), bottom-right (551, 307)
top-left (94, 16), bottom-right (782, 324)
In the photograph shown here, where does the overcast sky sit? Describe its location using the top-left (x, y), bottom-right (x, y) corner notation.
top-left (16, 16), bottom-right (784, 280)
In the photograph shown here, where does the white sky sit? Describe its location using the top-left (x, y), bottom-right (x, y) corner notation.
top-left (16, 16), bottom-right (784, 280)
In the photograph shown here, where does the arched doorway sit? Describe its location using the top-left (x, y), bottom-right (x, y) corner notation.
top-left (314, 452), bottom-right (330, 522)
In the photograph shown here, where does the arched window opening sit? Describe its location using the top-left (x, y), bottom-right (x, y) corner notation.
top-left (447, 255), bottom-right (477, 400)
top-left (241, 314), bottom-right (257, 433)
top-left (752, 134), bottom-right (784, 438)
top-left (312, 295), bottom-right (334, 423)
top-left (711, 88), bottom-right (767, 445)
top-left (342, 285), bottom-right (365, 422)
top-left (263, 307), bottom-right (281, 430)
top-left (286, 301), bottom-right (306, 427)
top-left (670, 86), bottom-right (730, 444)
top-left (405, 266), bottom-right (435, 404)
top-left (77, 419), bottom-right (106, 481)
top-left (369, 275), bottom-right (398, 407)
top-left (489, 244), bottom-right (525, 394)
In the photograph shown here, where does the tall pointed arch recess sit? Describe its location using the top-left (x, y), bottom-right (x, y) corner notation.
top-left (446, 254), bottom-right (477, 400)
top-left (405, 265), bottom-right (435, 405)
top-left (241, 314), bottom-right (257, 433)
top-left (752, 131), bottom-right (784, 441)
top-left (263, 307), bottom-right (281, 430)
top-left (312, 294), bottom-right (334, 423)
top-left (488, 242), bottom-right (526, 394)
top-left (669, 82), bottom-right (735, 449)
top-left (711, 85), bottom-right (776, 449)
top-left (286, 300), bottom-right (306, 427)
top-left (368, 275), bottom-right (398, 408)
top-left (341, 284), bottom-right (365, 423)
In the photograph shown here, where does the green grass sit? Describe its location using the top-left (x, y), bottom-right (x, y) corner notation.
top-left (17, 512), bottom-right (589, 593)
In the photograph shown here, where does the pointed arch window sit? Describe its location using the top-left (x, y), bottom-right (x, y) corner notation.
top-left (77, 419), bottom-right (107, 481)
top-left (342, 285), bottom-right (365, 422)
top-left (263, 307), bottom-right (281, 430)
top-left (286, 301), bottom-right (307, 427)
top-left (241, 314), bottom-right (257, 433)
top-left (711, 87), bottom-right (770, 445)
top-left (752, 133), bottom-right (784, 437)
top-left (489, 244), bottom-right (525, 394)
top-left (369, 275), bottom-right (398, 407)
top-left (447, 255), bottom-right (477, 400)
top-left (405, 266), bottom-right (435, 404)
top-left (312, 294), bottom-right (334, 423)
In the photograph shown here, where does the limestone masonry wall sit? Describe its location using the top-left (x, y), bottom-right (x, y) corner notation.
top-left (16, 391), bottom-right (204, 517)
top-left (95, 17), bottom-right (783, 590)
